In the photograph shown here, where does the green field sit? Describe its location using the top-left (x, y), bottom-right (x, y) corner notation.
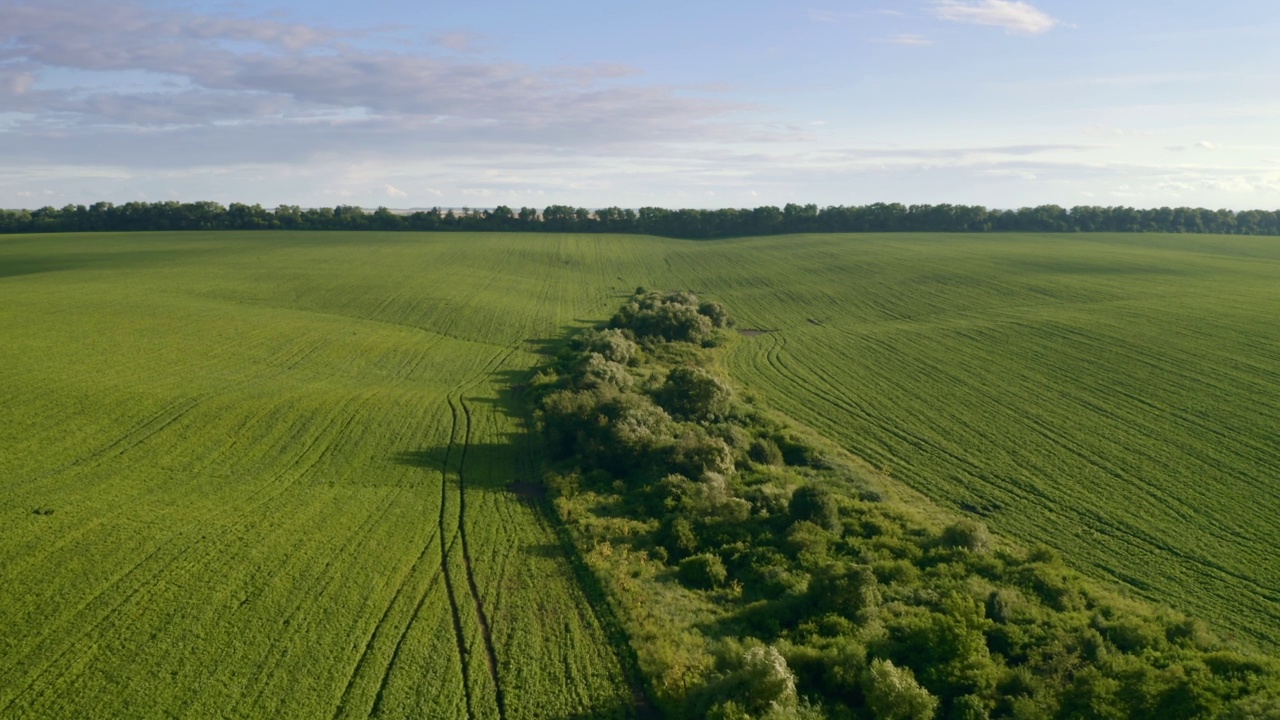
top-left (2, 230), bottom-right (1279, 715)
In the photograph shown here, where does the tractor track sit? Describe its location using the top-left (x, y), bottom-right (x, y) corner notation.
top-left (436, 400), bottom-right (475, 720)
top-left (456, 397), bottom-right (507, 720)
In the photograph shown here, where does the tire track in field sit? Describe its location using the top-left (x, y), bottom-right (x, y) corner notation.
top-left (408, 398), bottom-right (474, 720)
top-left (357, 398), bottom-right (471, 720)
top-left (456, 397), bottom-right (507, 720)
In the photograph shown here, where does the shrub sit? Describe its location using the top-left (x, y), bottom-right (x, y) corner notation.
top-left (786, 520), bottom-right (834, 568)
top-left (679, 552), bottom-right (728, 589)
top-left (669, 428), bottom-right (736, 477)
top-left (658, 366), bottom-right (734, 422)
top-left (790, 484), bottom-right (842, 534)
top-left (661, 515), bottom-right (700, 560)
top-left (862, 659), bottom-right (938, 720)
top-left (750, 438), bottom-right (785, 466)
top-left (738, 645), bottom-right (799, 714)
top-left (575, 352), bottom-right (635, 392)
top-left (607, 394), bottom-right (674, 457)
top-left (808, 563), bottom-right (880, 618)
top-left (611, 290), bottom-right (718, 343)
top-left (698, 300), bottom-right (731, 329)
top-left (941, 519), bottom-right (992, 554)
top-left (985, 588), bottom-right (1024, 624)
top-left (950, 694), bottom-right (991, 720)
top-left (583, 328), bottom-right (639, 364)
top-left (777, 434), bottom-right (824, 467)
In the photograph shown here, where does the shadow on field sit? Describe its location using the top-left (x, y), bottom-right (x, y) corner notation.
top-left (0, 248), bottom-right (214, 280)
top-left (519, 324), bottom-right (595, 358)
top-left (391, 442), bottom-right (533, 491)
top-left (390, 380), bottom-right (662, 719)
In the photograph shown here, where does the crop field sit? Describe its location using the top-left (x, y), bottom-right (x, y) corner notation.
top-left (0, 232), bottom-right (638, 718)
top-left (2, 230), bottom-right (1280, 715)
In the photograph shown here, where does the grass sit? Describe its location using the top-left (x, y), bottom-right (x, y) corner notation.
top-left (0, 232), bottom-right (636, 719)
top-left (1, 230), bottom-right (1279, 715)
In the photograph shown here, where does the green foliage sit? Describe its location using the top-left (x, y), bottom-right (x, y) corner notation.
top-left (576, 352), bottom-right (636, 391)
top-left (528, 285), bottom-right (1280, 720)
top-left (941, 519), bottom-right (992, 554)
top-left (679, 553), bottom-right (729, 590)
top-left (583, 328), bottom-right (640, 365)
top-left (611, 290), bottom-right (721, 343)
top-left (659, 366), bottom-right (735, 421)
top-left (749, 438), bottom-right (785, 466)
top-left (789, 485), bottom-right (842, 534)
top-left (807, 563), bottom-right (880, 618)
top-left (8, 200), bottom-right (1280, 237)
top-left (863, 659), bottom-right (940, 720)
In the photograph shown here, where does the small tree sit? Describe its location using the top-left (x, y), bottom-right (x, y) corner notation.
top-left (658, 366), bottom-right (734, 422)
top-left (808, 563), bottom-right (880, 618)
top-left (738, 646), bottom-right (798, 714)
top-left (584, 328), bottom-right (638, 365)
top-left (862, 659), bottom-right (938, 720)
top-left (790, 484), bottom-right (842, 534)
top-left (679, 553), bottom-right (728, 589)
top-left (941, 519), bottom-right (991, 553)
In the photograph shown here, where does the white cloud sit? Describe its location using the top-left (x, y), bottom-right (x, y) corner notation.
top-left (385, 184), bottom-right (407, 198)
top-left (0, 0), bottom-right (754, 148)
top-left (1197, 141), bottom-right (1219, 150)
top-left (931, 0), bottom-right (1061, 35)
top-left (885, 34), bottom-right (935, 46)
top-left (807, 8), bottom-right (904, 23)
top-left (1202, 177), bottom-right (1253, 193)
top-left (430, 31), bottom-right (485, 53)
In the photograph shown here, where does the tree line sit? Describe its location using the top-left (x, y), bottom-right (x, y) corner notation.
top-left (3, 200), bottom-right (1280, 238)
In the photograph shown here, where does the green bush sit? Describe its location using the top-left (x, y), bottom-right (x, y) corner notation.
top-left (575, 352), bottom-right (635, 392)
top-left (658, 366), bottom-right (734, 422)
top-left (807, 563), bottom-right (880, 619)
top-left (862, 659), bottom-right (939, 720)
top-left (750, 438), bottom-right (785, 466)
top-left (533, 290), bottom-right (1280, 720)
top-left (679, 552), bottom-right (728, 590)
top-left (790, 485), bottom-right (842, 534)
top-left (611, 290), bottom-right (718, 343)
top-left (662, 515), bottom-right (700, 560)
top-left (941, 519), bottom-right (992, 554)
top-left (583, 328), bottom-right (639, 364)
top-left (669, 428), bottom-right (736, 477)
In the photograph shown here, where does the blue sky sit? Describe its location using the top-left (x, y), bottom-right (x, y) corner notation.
top-left (1, 0), bottom-right (1277, 210)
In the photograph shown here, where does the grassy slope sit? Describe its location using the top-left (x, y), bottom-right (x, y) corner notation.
top-left (1, 230), bottom-right (1278, 716)
top-left (0, 232), bottom-right (636, 719)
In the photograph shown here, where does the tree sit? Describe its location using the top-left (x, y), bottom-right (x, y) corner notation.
top-left (863, 659), bottom-right (938, 720)
top-left (808, 563), bottom-right (880, 618)
top-left (678, 553), bottom-right (728, 589)
top-left (658, 366), bottom-right (734, 422)
top-left (790, 484), bottom-right (841, 534)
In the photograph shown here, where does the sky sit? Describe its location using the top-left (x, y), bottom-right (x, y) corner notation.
top-left (1, 0), bottom-right (1278, 210)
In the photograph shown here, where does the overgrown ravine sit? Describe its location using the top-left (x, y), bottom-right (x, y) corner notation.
top-left (522, 289), bottom-right (1280, 720)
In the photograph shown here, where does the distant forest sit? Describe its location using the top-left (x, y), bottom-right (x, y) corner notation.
top-left (3, 201), bottom-right (1279, 238)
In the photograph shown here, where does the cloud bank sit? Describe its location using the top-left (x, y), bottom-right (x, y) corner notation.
top-left (0, 0), bottom-right (756, 165)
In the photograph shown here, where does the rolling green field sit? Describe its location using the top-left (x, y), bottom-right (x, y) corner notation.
top-left (2, 230), bottom-right (1279, 716)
